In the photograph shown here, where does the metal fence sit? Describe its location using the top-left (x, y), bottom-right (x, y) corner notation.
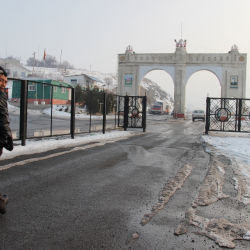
top-left (117, 95), bottom-right (146, 131)
top-left (6, 78), bottom-right (119, 146)
top-left (205, 97), bottom-right (250, 134)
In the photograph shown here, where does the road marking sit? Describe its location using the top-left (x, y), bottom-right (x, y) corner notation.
top-left (140, 164), bottom-right (192, 226)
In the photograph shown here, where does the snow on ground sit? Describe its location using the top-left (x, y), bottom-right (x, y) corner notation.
top-left (0, 131), bottom-right (137, 161)
top-left (202, 133), bottom-right (250, 169)
top-left (202, 132), bottom-right (250, 203)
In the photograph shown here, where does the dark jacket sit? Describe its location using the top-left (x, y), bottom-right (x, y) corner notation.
top-left (0, 90), bottom-right (13, 151)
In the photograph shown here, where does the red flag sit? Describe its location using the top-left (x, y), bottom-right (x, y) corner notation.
top-left (43, 49), bottom-right (46, 60)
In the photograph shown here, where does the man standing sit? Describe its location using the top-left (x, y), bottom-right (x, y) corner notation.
top-left (0, 66), bottom-right (13, 214)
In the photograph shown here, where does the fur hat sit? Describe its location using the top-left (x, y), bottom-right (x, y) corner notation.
top-left (0, 66), bottom-right (7, 77)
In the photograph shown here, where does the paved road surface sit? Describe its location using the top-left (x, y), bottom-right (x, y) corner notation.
top-left (0, 115), bottom-right (249, 249)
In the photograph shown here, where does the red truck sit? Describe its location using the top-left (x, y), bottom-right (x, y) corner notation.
top-left (150, 101), bottom-right (169, 115)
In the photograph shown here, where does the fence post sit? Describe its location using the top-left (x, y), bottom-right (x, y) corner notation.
top-left (70, 88), bottom-right (75, 139)
top-left (102, 92), bottom-right (106, 134)
top-left (20, 80), bottom-right (27, 146)
top-left (50, 85), bottom-right (53, 136)
top-left (142, 96), bottom-right (147, 132)
top-left (124, 95), bottom-right (129, 131)
top-left (238, 99), bottom-right (242, 132)
top-left (205, 97), bottom-right (210, 135)
top-left (89, 91), bottom-right (92, 133)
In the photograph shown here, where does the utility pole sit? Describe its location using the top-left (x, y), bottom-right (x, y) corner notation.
top-left (32, 52), bottom-right (36, 76)
top-left (60, 50), bottom-right (62, 65)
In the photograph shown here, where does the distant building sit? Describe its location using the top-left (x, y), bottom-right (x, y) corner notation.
top-left (64, 74), bottom-right (103, 90)
top-left (0, 59), bottom-right (31, 78)
top-left (12, 77), bottom-right (74, 105)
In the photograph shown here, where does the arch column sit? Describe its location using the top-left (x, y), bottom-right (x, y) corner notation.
top-left (174, 65), bottom-right (186, 118)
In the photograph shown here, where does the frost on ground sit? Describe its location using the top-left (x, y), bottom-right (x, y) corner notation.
top-left (175, 133), bottom-right (250, 248)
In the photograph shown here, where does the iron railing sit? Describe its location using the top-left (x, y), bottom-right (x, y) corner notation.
top-left (205, 97), bottom-right (250, 134)
top-left (6, 78), bottom-right (120, 146)
top-left (118, 95), bottom-right (146, 132)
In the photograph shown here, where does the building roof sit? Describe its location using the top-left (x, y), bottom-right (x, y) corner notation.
top-left (64, 74), bottom-right (103, 83)
top-left (51, 80), bottom-right (74, 88)
top-left (20, 77), bottom-right (74, 88)
top-left (85, 74), bottom-right (103, 83)
top-left (24, 77), bottom-right (52, 81)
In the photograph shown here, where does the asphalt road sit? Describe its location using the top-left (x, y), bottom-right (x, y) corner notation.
top-left (9, 112), bottom-right (117, 138)
top-left (0, 115), bottom-right (249, 249)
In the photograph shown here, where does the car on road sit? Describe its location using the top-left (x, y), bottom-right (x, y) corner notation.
top-left (192, 110), bottom-right (205, 122)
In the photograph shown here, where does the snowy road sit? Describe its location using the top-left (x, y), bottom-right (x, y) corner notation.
top-left (0, 115), bottom-right (250, 249)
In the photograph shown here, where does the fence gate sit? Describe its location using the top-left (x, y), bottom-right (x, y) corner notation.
top-left (205, 97), bottom-right (250, 134)
top-left (118, 95), bottom-right (146, 132)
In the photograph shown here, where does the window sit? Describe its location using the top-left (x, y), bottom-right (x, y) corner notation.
top-left (28, 85), bottom-right (35, 91)
top-left (71, 79), bottom-right (77, 84)
top-left (54, 86), bottom-right (57, 92)
top-left (61, 87), bottom-right (66, 93)
top-left (21, 72), bottom-right (26, 77)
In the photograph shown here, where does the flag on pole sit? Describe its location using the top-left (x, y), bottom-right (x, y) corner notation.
top-left (43, 49), bottom-right (46, 60)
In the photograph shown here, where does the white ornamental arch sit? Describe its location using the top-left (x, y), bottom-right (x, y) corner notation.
top-left (118, 41), bottom-right (247, 118)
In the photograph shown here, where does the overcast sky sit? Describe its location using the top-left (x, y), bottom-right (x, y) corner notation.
top-left (2, 0), bottom-right (250, 109)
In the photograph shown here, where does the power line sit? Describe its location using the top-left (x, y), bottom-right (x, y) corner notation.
top-left (75, 54), bottom-right (117, 67)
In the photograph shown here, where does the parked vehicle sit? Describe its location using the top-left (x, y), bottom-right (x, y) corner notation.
top-left (148, 107), bottom-right (153, 114)
top-left (151, 101), bottom-right (169, 115)
top-left (192, 110), bottom-right (205, 122)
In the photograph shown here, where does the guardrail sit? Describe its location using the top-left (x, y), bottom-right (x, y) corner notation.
top-left (7, 78), bottom-right (119, 146)
top-left (205, 97), bottom-right (250, 134)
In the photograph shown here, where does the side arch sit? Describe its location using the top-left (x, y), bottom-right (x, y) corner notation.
top-left (185, 66), bottom-right (222, 86)
top-left (138, 66), bottom-right (175, 86)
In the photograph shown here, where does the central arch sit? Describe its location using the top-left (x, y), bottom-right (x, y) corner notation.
top-left (117, 41), bottom-right (247, 118)
top-left (185, 70), bottom-right (221, 112)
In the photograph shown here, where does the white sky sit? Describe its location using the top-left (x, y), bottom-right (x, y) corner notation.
top-left (2, 0), bottom-right (250, 109)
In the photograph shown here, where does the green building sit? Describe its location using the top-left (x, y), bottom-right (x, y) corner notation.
top-left (12, 77), bottom-right (74, 105)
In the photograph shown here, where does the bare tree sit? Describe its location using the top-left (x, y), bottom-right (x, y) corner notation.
top-left (6, 55), bottom-right (21, 61)
top-left (26, 57), bottom-right (38, 66)
top-left (44, 54), bottom-right (58, 68)
top-left (59, 60), bottom-right (74, 70)
top-left (104, 77), bottom-right (113, 89)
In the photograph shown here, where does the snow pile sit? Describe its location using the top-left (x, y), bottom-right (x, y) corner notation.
top-left (202, 134), bottom-right (250, 178)
top-left (0, 131), bottom-right (136, 160)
